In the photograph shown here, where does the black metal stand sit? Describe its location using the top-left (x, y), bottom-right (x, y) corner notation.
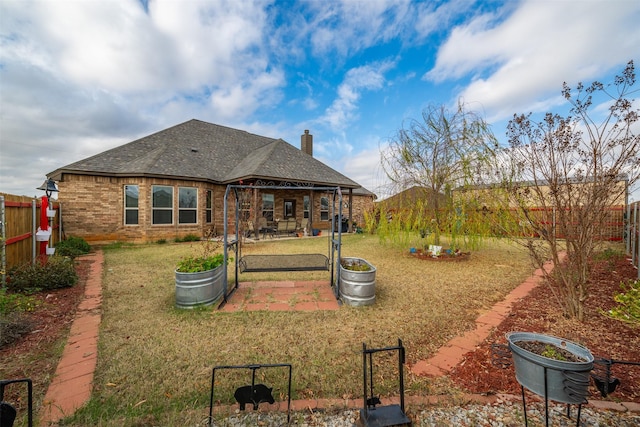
top-left (592, 358), bottom-right (640, 397)
top-left (0, 378), bottom-right (33, 427)
top-left (208, 363), bottom-right (292, 426)
top-left (358, 339), bottom-right (411, 427)
top-left (520, 366), bottom-right (584, 427)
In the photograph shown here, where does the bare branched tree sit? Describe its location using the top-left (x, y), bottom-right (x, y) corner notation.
top-left (497, 60), bottom-right (639, 321)
top-left (381, 102), bottom-right (497, 244)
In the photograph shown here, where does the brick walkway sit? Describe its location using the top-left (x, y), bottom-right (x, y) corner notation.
top-left (219, 280), bottom-right (339, 312)
top-left (39, 251), bottom-right (103, 426)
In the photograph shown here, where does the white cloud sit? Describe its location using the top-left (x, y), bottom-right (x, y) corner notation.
top-left (1, 0), bottom-right (282, 114)
top-left (341, 143), bottom-right (391, 197)
top-left (321, 63), bottom-right (392, 131)
top-left (14, 0), bottom-right (272, 93)
top-left (303, 0), bottom-right (412, 58)
top-left (425, 0), bottom-right (640, 122)
top-left (414, 0), bottom-right (478, 38)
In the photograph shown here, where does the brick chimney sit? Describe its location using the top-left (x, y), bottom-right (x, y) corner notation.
top-left (301, 129), bottom-right (313, 156)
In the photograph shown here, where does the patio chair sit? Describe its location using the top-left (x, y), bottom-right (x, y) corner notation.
top-left (257, 217), bottom-right (275, 239)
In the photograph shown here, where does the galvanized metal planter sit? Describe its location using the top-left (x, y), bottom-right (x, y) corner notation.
top-left (506, 332), bottom-right (594, 405)
top-left (175, 264), bottom-right (225, 309)
top-left (339, 257), bottom-right (376, 306)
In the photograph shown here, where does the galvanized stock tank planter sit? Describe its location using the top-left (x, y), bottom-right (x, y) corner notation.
top-left (175, 253), bottom-right (227, 309)
top-left (506, 332), bottom-right (594, 405)
top-left (175, 265), bottom-right (224, 309)
top-left (339, 257), bottom-right (376, 306)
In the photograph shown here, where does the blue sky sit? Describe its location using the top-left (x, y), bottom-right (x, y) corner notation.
top-left (1, 0), bottom-right (639, 200)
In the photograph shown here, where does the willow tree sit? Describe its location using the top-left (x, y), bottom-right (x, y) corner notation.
top-left (381, 102), bottom-right (498, 245)
top-left (496, 60), bottom-right (639, 321)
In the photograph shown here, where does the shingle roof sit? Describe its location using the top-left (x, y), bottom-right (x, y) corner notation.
top-left (48, 119), bottom-right (364, 189)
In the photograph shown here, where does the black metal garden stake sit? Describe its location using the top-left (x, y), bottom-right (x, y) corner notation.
top-left (358, 339), bottom-right (411, 427)
top-left (0, 378), bottom-right (33, 427)
top-left (208, 363), bottom-right (292, 426)
top-left (592, 357), bottom-right (640, 397)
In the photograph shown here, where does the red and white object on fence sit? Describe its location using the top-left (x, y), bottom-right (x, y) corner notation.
top-left (36, 195), bottom-right (53, 257)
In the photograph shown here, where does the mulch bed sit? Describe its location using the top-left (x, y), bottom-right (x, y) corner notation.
top-left (449, 254), bottom-right (640, 403)
top-left (0, 256), bottom-right (90, 410)
top-left (411, 249), bottom-right (471, 261)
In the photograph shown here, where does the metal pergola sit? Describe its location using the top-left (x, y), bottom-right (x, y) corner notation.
top-left (219, 184), bottom-right (344, 308)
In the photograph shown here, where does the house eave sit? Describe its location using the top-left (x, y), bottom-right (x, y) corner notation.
top-left (49, 169), bottom-right (363, 190)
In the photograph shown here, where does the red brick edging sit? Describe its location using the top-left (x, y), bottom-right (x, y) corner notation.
top-left (39, 251), bottom-right (103, 426)
top-left (409, 257), bottom-right (558, 377)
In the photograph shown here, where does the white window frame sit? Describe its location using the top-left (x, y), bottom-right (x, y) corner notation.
top-left (205, 190), bottom-right (213, 224)
top-left (303, 195), bottom-right (310, 219)
top-left (124, 185), bottom-right (139, 225)
top-left (262, 193), bottom-right (274, 222)
top-left (152, 185), bottom-right (174, 225)
top-left (178, 187), bottom-right (198, 224)
top-left (320, 196), bottom-right (329, 221)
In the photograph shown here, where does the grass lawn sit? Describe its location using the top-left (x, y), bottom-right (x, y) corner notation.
top-left (67, 234), bottom-right (534, 425)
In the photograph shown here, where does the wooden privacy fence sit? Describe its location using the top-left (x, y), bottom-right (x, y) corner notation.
top-left (520, 205), bottom-right (625, 242)
top-left (627, 201), bottom-right (640, 279)
top-left (1, 193), bottom-right (61, 283)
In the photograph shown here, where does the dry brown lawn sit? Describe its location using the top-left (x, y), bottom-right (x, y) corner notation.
top-left (66, 234), bottom-right (534, 425)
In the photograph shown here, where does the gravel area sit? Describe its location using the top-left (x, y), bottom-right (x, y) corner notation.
top-left (207, 401), bottom-right (640, 426)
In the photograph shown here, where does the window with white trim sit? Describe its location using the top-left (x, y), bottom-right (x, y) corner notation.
top-left (178, 187), bottom-right (198, 224)
top-left (320, 196), bottom-right (329, 221)
top-left (152, 185), bottom-right (173, 225)
top-left (262, 194), bottom-right (274, 222)
top-left (124, 185), bottom-right (139, 225)
top-left (205, 190), bottom-right (213, 223)
top-left (303, 195), bottom-right (310, 219)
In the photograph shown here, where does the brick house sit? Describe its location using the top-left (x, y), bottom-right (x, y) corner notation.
top-left (47, 120), bottom-right (376, 243)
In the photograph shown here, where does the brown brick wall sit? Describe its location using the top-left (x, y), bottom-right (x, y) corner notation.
top-left (58, 174), bottom-right (374, 243)
top-left (58, 175), bottom-right (225, 243)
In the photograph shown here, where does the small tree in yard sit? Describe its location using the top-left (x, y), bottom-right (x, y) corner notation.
top-left (497, 60), bottom-right (639, 321)
top-left (381, 102), bottom-right (497, 245)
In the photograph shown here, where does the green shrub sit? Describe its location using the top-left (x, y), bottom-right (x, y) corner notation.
top-left (102, 241), bottom-right (133, 250)
top-left (175, 253), bottom-right (228, 273)
top-left (593, 247), bottom-right (624, 260)
top-left (604, 279), bottom-right (640, 325)
top-left (8, 257), bottom-right (78, 293)
top-left (175, 234), bottom-right (201, 243)
top-left (0, 288), bottom-right (40, 315)
top-left (54, 236), bottom-right (91, 258)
